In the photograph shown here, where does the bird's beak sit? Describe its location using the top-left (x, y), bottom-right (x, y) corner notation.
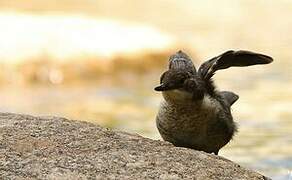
top-left (154, 83), bottom-right (167, 91)
top-left (154, 83), bottom-right (180, 91)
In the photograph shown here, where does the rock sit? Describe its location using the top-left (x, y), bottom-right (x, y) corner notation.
top-left (0, 112), bottom-right (269, 180)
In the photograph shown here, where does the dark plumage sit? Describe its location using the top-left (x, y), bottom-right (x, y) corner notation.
top-left (155, 50), bottom-right (273, 155)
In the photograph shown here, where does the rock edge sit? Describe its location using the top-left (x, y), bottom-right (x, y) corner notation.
top-left (0, 112), bottom-right (269, 179)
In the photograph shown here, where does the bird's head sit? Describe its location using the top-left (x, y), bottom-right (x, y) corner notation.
top-left (155, 69), bottom-right (205, 103)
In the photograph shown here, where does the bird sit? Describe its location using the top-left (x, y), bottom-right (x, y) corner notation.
top-left (154, 50), bottom-right (273, 155)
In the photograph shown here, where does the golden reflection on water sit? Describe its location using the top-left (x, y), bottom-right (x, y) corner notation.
top-left (0, 12), bottom-right (173, 63)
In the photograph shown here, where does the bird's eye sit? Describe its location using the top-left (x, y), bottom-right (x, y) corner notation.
top-left (180, 77), bottom-right (186, 84)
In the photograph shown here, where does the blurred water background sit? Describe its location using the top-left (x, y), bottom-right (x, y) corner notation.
top-left (0, 1), bottom-right (291, 179)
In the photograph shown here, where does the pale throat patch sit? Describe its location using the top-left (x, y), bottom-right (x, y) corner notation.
top-left (162, 89), bottom-right (219, 110)
top-left (162, 89), bottom-right (193, 102)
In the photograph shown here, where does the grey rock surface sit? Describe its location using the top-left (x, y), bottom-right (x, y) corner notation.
top-left (0, 112), bottom-right (268, 180)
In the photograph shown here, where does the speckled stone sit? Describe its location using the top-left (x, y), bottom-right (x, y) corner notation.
top-left (0, 112), bottom-right (269, 180)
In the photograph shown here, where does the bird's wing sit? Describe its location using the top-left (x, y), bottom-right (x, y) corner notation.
top-left (198, 50), bottom-right (273, 80)
top-left (219, 91), bottom-right (239, 106)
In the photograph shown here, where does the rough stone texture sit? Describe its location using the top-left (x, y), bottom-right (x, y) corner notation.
top-left (0, 112), bottom-right (269, 180)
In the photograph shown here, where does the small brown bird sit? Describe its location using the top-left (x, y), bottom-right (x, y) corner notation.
top-left (155, 50), bottom-right (273, 155)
